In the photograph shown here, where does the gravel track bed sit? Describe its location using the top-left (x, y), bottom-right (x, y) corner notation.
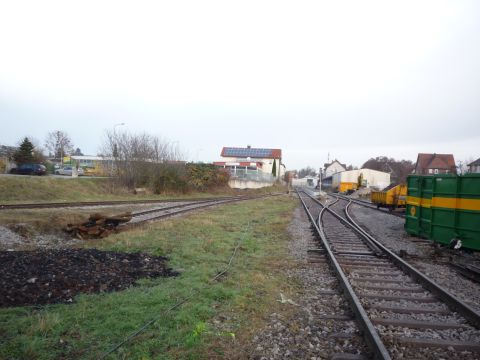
top-left (248, 205), bottom-right (369, 359)
top-left (349, 203), bottom-right (480, 312)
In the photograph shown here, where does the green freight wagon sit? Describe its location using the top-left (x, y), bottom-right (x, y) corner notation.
top-left (405, 174), bottom-right (480, 250)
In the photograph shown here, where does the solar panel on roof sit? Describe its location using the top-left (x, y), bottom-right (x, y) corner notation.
top-left (223, 147), bottom-right (277, 158)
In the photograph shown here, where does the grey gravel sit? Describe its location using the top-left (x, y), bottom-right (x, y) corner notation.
top-left (0, 224), bottom-right (81, 250)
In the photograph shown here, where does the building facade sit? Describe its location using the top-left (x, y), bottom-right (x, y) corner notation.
top-left (468, 158), bottom-right (480, 173)
top-left (414, 153), bottom-right (456, 175)
top-left (332, 169), bottom-right (391, 192)
top-left (323, 160), bottom-right (347, 178)
top-left (214, 146), bottom-right (285, 180)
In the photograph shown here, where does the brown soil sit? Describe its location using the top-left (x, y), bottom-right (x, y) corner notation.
top-left (0, 248), bottom-right (178, 307)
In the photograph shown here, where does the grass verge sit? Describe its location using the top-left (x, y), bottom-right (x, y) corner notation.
top-left (0, 176), bottom-right (286, 204)
top-left (0, 195), bottom-right (297, 359)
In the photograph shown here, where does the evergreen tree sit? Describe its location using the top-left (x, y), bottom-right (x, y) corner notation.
top-left (13, 137), bottom-right (35, 164)
top-left (272, 159), bottom-right (277, 177)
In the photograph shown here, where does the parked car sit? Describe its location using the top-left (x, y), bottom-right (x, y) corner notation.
top-left (10, 164), bottom-right (47, 176)
top-left (55, 166), bottom-right (84, 176)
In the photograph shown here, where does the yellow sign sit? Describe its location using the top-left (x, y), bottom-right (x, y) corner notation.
top-left (410, 206), bottom-right (416, 217)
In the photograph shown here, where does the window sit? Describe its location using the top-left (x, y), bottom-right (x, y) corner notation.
top-left (434, 169), bottom-right (439, 174)
top-left (428, 169), bottom-right (433, 174)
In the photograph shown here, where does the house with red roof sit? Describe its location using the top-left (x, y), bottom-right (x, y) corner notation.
top-left (214, 145), bottom-right (284, 179)
top-left (414, 153), bottom-right (456, 175)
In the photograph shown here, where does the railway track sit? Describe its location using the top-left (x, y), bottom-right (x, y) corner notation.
top-left (343, 193), bottom-right (480, 286)
top-left (123, 197), bottom-right (245, 227)
top-left (334, 193), bottom-right (406, 218)
top-left (0, 196), bottom-right (241, 211)
top-left (297, 190), bottom-right (480, 359)
top-left (118, 193), bottom-right (286, 229)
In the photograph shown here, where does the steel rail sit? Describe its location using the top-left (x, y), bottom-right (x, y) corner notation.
top-left (296, 190), bottom-right (391, 360)
top-left (129, 199), bottom-right (224, 218)
top-left (334, 193), bottom-right (406, 218)
top-left (122, 193), bottom-right (285, 229)
top-left (0, 196), bottom-right (242, 211)
top-left (341, 198), bottom-right (480, 328)
top-left (311, 195), bottom-right (384, 256)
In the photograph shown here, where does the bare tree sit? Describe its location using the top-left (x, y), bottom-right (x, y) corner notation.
top-left (297, 166), bottom-right (317, 178)
top-left (362, 156), bottom-right (414, 183)
top-left (45, 130), bottom-right (74, 165)
top-left (101, 130), bottom-right (185, 191)
top-left (457, 157), bottom-right (475, 175)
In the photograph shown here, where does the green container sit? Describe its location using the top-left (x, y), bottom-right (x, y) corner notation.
top-left (405, 175), bottom-right (434, 238)
top-left (405, 174), bottom-right (480, 250)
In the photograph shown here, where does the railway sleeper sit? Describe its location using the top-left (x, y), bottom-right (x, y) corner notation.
top-left (368, 304), bottom-right (450, 315)
top-left (357, 285), bottom-right (424, 293)
top-left (360, 293), bottom-right (437, 302)
top-left (331, 353), bottom-right (370, 360)
top-left (372, 318), bottom-right (467, 330)
top-left (394, 337), bottom-right (480, 352)
top-left (333, 251), bottom-right (376, 256)
top-left (350, 270), bottom-right (404, 277)
top-left (338, 260), bottom-right (393, 267)
top-left (353, 278), bottom-right (413, 284)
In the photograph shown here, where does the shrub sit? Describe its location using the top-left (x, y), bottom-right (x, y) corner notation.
top-left (186, 163), bottom-right (230, 191)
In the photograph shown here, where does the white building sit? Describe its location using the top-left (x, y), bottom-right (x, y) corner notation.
top-left (292, 176), bottom-right (316, 188)
top-left (323, 160), bottom-right (347, 178)
top-left (332, 169), bottom-right (390, 192)
top-left (214, 146), bottom-right (285, 179)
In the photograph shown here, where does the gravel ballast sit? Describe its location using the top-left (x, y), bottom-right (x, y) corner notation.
top-left (248, 205), bottom-right (369, 359)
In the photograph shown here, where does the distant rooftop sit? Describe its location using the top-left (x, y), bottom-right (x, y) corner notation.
top-left (414, 153), bottom-right (456, 174)
top-left (468, 158), bottom-right (480, 167)
top-left (221, 146), bottom-right (282, 159)
top-left (324, 159), bottom-right (346, 169)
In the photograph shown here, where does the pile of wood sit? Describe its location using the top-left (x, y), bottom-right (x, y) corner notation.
top-left (65, 212), bottom-right (132, 239)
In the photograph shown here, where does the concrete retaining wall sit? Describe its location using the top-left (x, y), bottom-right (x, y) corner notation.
top-left (228, 179), bottom-right (274, 189)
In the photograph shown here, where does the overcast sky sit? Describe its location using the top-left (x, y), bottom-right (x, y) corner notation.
top-left (0, 0), bottom-right (478, 169)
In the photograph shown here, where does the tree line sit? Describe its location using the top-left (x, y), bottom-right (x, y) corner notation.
top-left (11, 130), bottom-right (81, 166)
top-left (9, 130), bottom-right (229, 193)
